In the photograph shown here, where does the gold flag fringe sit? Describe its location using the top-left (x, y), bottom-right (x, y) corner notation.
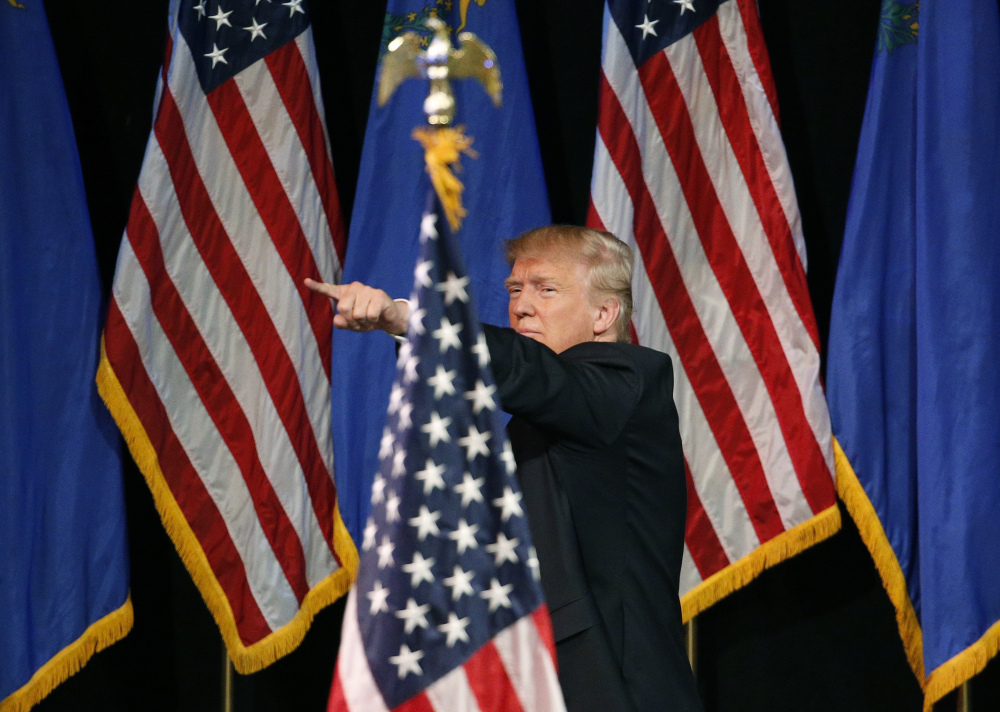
top-left (835, 437), bottom-right (1000, 711)
top-left (95, 338), bottom-right (359, 674)
top-left (833, 438), bottom-right (924, 682)
top-left (412, 125), bottom-right (478, 232)
top-left (0, 598), bottom-right (133, 712)
top-left (680, 503), bottom-right (841, 622)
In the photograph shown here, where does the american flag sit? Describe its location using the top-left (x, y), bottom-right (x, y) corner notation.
top-left (329, 194), bottom-right (566, 712)
top-left (587, 0), bottom-right (839, 617)
top-left (98, 0), bottom-right (356, 672)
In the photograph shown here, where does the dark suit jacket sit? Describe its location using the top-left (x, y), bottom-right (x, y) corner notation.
top-left (484, 325), bottom-right (703, 712)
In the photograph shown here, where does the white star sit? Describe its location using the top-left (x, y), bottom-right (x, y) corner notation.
top-left (391, 449), bottom-right (407, 477)
top-left (427, 364), bottom-right (457, 399)
top-left (674, 0), bottom-right (696, 14)
top-left (402, 551), bottom-right (436, 587)
top-left (395, 598), bottom-right (431, 634)
top-left (209, 6), bottom-right (233, 29)
top-left (443, 565), bottom-right (475, 601)
top-left (486, 532), bottom-right (520, 566)
top-left (366, 580), bottom-right (390, 615)
top-left (493, 486), bottom-right (524, 522)
top-left (388, 383), bottom-right (405, 413)
top-left (193, 0), bottom-right (207, 17)
top-left (480, 578), bottom-right (514, 612)
top-left (415, 458), bottom-right (446, 494)
top-left (448, 518), bottom-right (480, 554)
top-left (243, 17), bottom-right (268, 40)
top-left (421, 412), bottom-right (452, 447)
top-left (453, 472), bottom-right (485, 507)
top-left (408, 505), bottom-right (442, 541)
top-left (435, 271), bottom-right (470, 305)
top-left (378, 427), bottom-right (394, 460)
top-left (408, 305), bottom-right (427, 336)
top-left (472, 332), bottom-right (490, 368)
top-left (371, 474), bottom-right (386, 505)
top-left (463, 379), bottom-right (497, 414)
top-left (459, 425), bottom-right (491, 461)
top-left (204, 43), bottom-right (229, 67)
top-left (438, 612), bottom-right (471, 647)
top-left (255, 0), bottom-right (271, 4)
top-left (403, 354), bottom-right (421, 384)
top-left (432, 317), bottom-right (463, 353)
top-left (636, 14), bottom-right (659, 39)
top-left (527, 546), bottom-right (540, 581)
top-left (389, 644), bottom-right (424, 678)
top-left (397, 340), bottom-right (413, 366)
top-left (420, 213), bottom-right (439, 242)
top-left (398, 401), bottom-right (414, 430)
top-left (500, 441), bottom-right (516, 475)
top-left (385, 492), bottom-right (401, 522)
top-left (415, 260), bottom-right (434, 288)
top-left (282, 0), bottom-right (305, 16)
top-left (362, 519), bottom-right (377, 551)
top-left (376, 535), bottom-right (395, 569)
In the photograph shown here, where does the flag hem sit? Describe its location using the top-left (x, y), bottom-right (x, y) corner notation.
top-left (680, 502), bottom-right (841, 622)
top-left (835, 437), bottom-right (1000, 710)
top-left (0, 597), bottom-right (133, 712)
top-left (96, 338), bottom-right (359, 674)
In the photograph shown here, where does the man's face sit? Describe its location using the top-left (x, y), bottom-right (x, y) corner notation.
top-left (505, 247), bottom-right (601, 354)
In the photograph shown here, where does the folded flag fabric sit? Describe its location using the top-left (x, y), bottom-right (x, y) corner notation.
top-left (97, 0), bottom-right (356, 672)
top-left (329, 191), bottom-right (565, 712)
top-left (588, 0), bottom-right (840, 619)
top-left (1, 4), bottom-right (130, 710)
top-left (827, 0), bottom-right (1000, 707)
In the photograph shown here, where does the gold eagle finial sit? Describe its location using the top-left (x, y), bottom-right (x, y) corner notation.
top-left (378, 16), bottom-right (502, 126)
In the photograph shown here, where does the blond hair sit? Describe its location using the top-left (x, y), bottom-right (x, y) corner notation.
top-left (504, 225), bottom-right (633, 342)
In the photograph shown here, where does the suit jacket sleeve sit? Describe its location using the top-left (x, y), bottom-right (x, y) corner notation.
top-left (482, 324), bottom-right (640, 447)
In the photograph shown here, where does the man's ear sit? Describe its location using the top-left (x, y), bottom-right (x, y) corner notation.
top-left (593, 298), bottom-right (621, 341)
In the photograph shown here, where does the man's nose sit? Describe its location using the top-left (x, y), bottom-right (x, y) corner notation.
top-left (512, 291), bottom-right (535, 317)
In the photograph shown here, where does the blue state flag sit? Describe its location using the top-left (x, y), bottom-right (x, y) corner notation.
top-left (0, 3), bottom-right (131, 710)
top-left (332, 1), bottom-right (551, 542)
top-left (827, 0), bottom-right (1000, 707)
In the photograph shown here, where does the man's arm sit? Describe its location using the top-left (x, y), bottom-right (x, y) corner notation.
top-left (483, 324), bottom-right (640, 448)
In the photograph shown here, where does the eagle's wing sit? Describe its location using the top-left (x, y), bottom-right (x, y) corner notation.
top-left (448, 32), bottom-right (502, 108)
top-left (378, 33), bottom-right (423, 107)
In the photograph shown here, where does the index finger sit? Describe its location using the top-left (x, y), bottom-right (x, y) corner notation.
top-left (304, 278), bottom-right (342, 301)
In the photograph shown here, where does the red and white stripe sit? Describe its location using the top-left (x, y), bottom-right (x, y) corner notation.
top-left (329, 591), bottom-right (565, 712)
top-left (588, 0), bottom-right (836, 597)
top-left (104, 25), bottom-right (349, 650)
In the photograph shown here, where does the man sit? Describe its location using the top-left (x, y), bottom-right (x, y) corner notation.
top-left (306, 226), bottom-right (702, 712)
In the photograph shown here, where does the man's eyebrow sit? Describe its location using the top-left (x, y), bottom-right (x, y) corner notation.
top-left (504, 277), bottom-right (522, 288)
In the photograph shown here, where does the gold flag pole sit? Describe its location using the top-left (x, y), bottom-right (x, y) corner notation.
top-left (958, 680), bottom-right (971, 712)
top-left (221, 649), bottom-right (234, 712)
top-left (685, 616), bottom-right (698, 679)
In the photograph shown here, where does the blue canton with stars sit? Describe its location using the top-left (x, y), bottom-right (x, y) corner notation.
top-left (178, 0), bottom-right (310, 94)
top-left (356, 190), bottom-right (543, 706)
top-left (609, 0), bottom-right (723, 67)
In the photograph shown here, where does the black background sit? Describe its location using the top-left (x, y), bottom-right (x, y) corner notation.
top-left (33, 0), bottom-right (1000, 710)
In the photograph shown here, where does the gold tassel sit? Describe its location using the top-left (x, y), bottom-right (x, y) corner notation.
top-left (412, 125), bottom-right (478, 232)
